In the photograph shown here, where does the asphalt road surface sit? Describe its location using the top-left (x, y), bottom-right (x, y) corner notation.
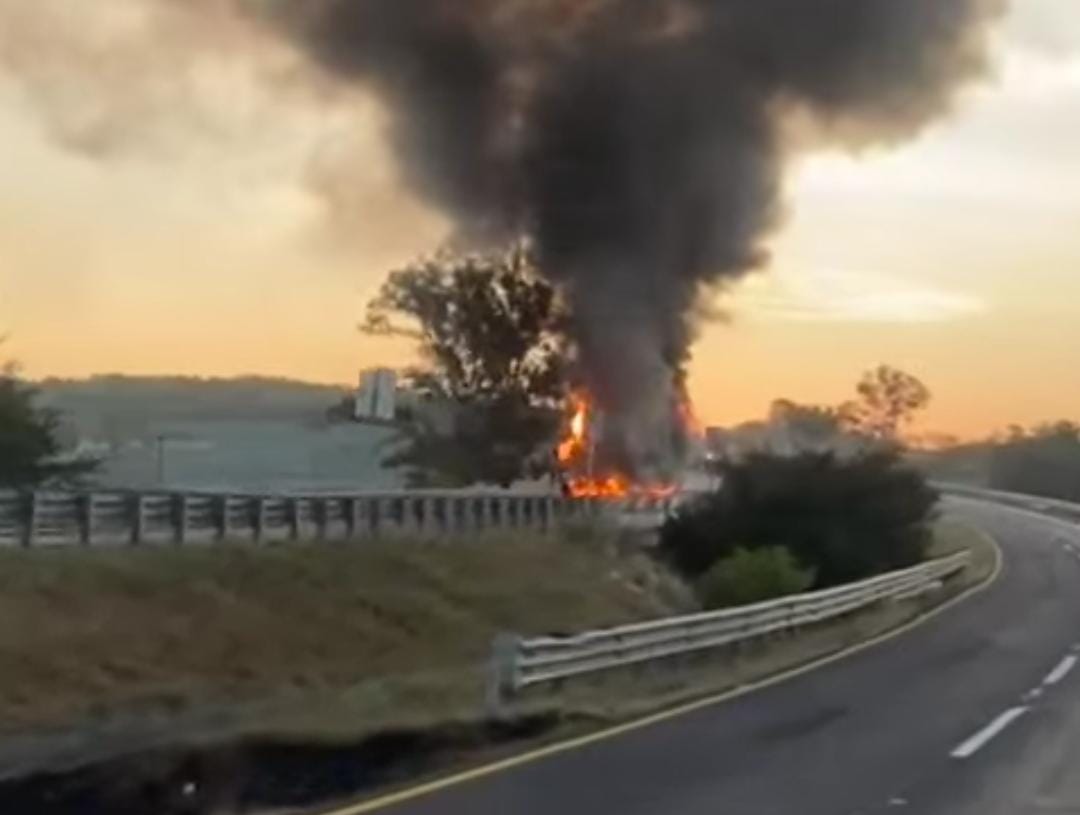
top-left (353, 497), bottom-right (1080, 815)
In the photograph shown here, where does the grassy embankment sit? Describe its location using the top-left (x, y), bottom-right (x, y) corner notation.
top-left (0, 517), bottom-right (996, 797)
top-left (0, 527), bottom-right (688, 743)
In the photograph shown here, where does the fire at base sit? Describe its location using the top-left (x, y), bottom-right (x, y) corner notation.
top-left (555, 392), bottom-right (687, 499)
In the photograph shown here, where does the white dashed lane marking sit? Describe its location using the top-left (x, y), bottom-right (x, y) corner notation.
top-left (1043, 655), bottom-right (1078, 687)
top-left (951, 707), bottom-right (1030, 760)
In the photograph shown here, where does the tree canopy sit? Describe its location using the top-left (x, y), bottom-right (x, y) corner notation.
top-left (659, 450), bottom-right (937, 588)
top-left (842, 365), bottom-right (931, 443)
top-left (363, 244), bottom-right (572, 486)
top-left (0, 367), bottom-right (97, 489)
top-left (988, 421), bottom-right (1080, 501)
top-left (363, 243), bottom-right (568, 404)
top-left (768, 399), bottom-right (848, 453)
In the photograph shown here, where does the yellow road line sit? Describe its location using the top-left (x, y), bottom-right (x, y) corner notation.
top-left (320, 526), bottom-right (1004, 815)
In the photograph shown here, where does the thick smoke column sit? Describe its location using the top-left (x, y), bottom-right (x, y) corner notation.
top-left (270, 0), bottom-right (1005, 477)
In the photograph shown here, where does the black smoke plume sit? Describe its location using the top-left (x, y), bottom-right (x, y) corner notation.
top-left (268, 0), bottom-right (1005, 478)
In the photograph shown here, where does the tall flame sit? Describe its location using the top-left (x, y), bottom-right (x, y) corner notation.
top-left (557, 394), bottom-right (588, 465)
top-left (570, 403), bottom-right (586, 439)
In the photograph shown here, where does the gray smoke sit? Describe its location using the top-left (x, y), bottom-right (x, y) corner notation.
top-left (269, 0), bottom-right (1005, 477)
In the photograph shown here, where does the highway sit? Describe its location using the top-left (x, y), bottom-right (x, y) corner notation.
top-left (337, 497), bottom-right (1080, 815)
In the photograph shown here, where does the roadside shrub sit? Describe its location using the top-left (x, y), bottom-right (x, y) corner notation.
top-left (697, 547), bottom-right (814, 609)
top-left (659, 450), bottom-right (937, 588)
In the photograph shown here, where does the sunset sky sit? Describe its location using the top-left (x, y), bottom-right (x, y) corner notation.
top-left (1, 0), bottom-right (1079, 439)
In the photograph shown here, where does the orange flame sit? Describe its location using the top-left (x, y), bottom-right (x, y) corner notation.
top-left (555, 392), bottom-right (681, 500)
top-left (566, 474), bottom-right (630, 498)
top-left (557, 394), bottom-right (588, 464)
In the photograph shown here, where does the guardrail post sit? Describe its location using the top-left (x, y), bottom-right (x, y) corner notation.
top-left (314, 498), bottom-right (328, 541)
top-left (552, 498), bottom-right (567, 526)
top-left (253, 497), bottom-right (267, 543)
top-left (486, 633), bottom-right (520, 720)
top-left (173, 494), bottom-right (189, 545)
top-left (130, 494), bottom-right (146, 546)
top-left (22, 491), bottom-right (38, 548)
top-left (289, 498), bottom-right (301, 541)
top-left (432, 497), bottom-right (447, 538)
top-left (217, 496), bottom-right (231, 542)
top-left (538, 497), bottom-right (550, 533)
top-left (450, 496), bottom-right (466, 535)
top-left (474, 497), bottom-right (487, 531)
top-left (415, 497), bottom-right (431, 537)
top-left (371, 497), bottom-right (385, 537)
top-left (386, 497), bottom-right (404, 535)
top-left (77, 493), bottom-right (94, 546)
top-left (346, 497), bottom-right (361, 541)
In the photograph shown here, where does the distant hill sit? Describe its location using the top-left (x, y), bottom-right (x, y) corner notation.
top-left (36, 375), bottom-right (352, 444)
top-left (907, 442), bottom-right (994, 487)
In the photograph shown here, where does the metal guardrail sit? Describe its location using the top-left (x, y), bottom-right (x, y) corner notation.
top-left (488, 551), bottom-right (970, 708)
top-left (936, 482), bottom-right (1080, 522)
top-left (0, 488), bottom-right (682, 548)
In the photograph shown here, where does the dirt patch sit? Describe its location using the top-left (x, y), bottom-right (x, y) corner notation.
top-left (0, 715), bottom-right (568, 814)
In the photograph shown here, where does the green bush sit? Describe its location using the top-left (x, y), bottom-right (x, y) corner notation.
top-left (697, 547), bottom-right (815, 609)
top-left (659, 450), bottom-right (937, 588)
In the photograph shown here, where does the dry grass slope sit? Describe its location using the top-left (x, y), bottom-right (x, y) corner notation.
top-left (0, 528), bottom-right (689, 737)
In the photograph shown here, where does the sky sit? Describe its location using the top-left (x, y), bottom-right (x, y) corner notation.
top-left (1, 1), bottom-right (1079, 439)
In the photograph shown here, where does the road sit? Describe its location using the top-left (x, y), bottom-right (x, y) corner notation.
top-left (342, 497), bottom-right (1080, 815)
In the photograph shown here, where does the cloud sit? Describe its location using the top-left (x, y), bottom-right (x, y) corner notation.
top-left (736, 268), bottom-right (987, 324)
top-left (1002, 0), bottom-right (1080, 60)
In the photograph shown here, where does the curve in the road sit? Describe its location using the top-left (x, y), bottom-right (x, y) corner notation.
top-left (325, 523), bottom-right (999, 815)
top-left (317, 496), bottom-right (1080, 815)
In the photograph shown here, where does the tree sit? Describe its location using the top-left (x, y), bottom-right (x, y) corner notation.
top-left (988, 421), bottom-right (1080, 501)
top-left (769, 399), bottom-right (847, 453)
top-left (0, 366), bottom-right (97, 488)
top-left (843, 365), bottom-right (930, 443)
top-left (658, 450), bottom-right (937, 588)
top-left (363, 243), bottom-right (571, 486)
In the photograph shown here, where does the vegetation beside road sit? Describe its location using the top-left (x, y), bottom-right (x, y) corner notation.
top-left (0, 527), bottom-right (689, 738)
top-left (0, 515), bottom-right (983, 749)
top-left (914, 421), bottom-right (1080, 503)
top-left (661, 450), bottom-right (938, 607)
top-left (0, 363), bottom-right (97, 489)
top-left (0, 518), bottom-right (994, 814)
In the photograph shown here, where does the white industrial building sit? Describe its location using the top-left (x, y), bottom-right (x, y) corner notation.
top-left (354, 368), bottom-right (398, 422)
